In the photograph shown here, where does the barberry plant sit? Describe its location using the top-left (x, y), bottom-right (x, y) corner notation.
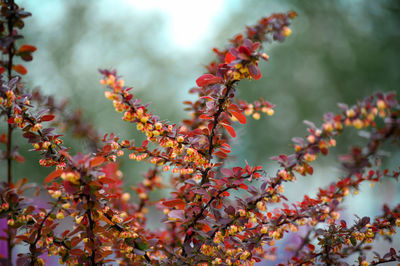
top-left (1, 1), bottom-right (399, 265)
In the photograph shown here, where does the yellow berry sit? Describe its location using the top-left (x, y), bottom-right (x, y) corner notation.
top-left (252, 112), bottom-right (260, 120)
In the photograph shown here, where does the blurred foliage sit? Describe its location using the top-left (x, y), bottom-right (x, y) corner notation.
top-left (221, 0), bottom-right (400, 164)
top-left (7, 0), bottom-right (399, 200)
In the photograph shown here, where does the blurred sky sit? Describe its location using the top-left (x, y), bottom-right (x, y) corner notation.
top-left (9, 0), bottom-right (400, 264)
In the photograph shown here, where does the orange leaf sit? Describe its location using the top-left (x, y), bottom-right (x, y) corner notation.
top-left (13, 64), bottom-right (27, 75)
top-left (99, 214), bottom-right (114, 225)
top-left (90, 156), bottom-right (105, 167)
top-left (221, 123), bottom-right (236, 138)
top-left (99, 177), bottom-right (115, 184)
top-left (18, 44), bottom-right (37, 53)
top-left (304, 163), bottom-right (313, 175)
top-left (230, 111), bottom-right (247, 124)
top-left (201, 223), bottom-right (211, 233)
top-left (44, 169), bottom-right (63, 183)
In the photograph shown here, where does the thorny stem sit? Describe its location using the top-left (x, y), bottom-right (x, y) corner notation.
top-left (6, 0), bottom-right (15, 184)
top-left (181, 186), bottom-right (234, 257)
top-left (137, 168), bottom-right (158, 213)
top-left (5, 0), bottom-right (15, 264)
top-left (207, 84), bottom-right (234, 160)
top-left (371, 258), bottom-right (398, 265)
top-left (84, 195), bottom-right (98, 266)
top-left (182, 171), bottom-right (255, 256)
top-left (102, 212), bottom-right (152, 264)
top-left (201, 83), bottom-right (235, 185)
top-left (29, 204), bottom-right (58, 266)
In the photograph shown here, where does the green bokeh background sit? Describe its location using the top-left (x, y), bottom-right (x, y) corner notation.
top-left (3, 0), bottom-right (399, 263)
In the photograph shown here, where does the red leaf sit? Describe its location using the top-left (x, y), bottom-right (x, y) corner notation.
top-left (99, 177), bottom-right (115, 184)
top-left (248, 63), bottom-right (261, 80)
top-left (196, 74), bottom-right (222, 87)
top-left (7, 117), bottom-right (14, 124)
top-left (221, 123), bottom-right (236, 138)
top-left (221, 168), bottom-right (233, 176)
top-left (368, 170), bottom-right (374, 177)
top-left (383, 169), bottom-right (389, 175)
top-left (40, 114), bottom-right (55, 122)
top-left (44, 169), bottom-right (63, 183)
top-left (214, 150), bottom-right (228, 159)
top-left (199, 114), bottom-right (213, 120)
top-left (59, 150), bottom-right (71, 160)
top-left (18, 44), bottom-right (37, 53)
top-left (142, 140), bottom-right (149, 147)
top-left (103, 145), bottom-right (112, 153)
top-left (0, 66), bottom-right (5, 74)
top-left (200, 95), bottom-right (215, 101)
top-left (64, 181), bottom-right (78, 194)
top-left (69, 249), bottom-right (85, 256)
top-left (228, 103), bottom-right (241, 112)
top-left (239, 46), bottom-right (251, 56)
top-left (230, 111), bottom-right (247, 124)
top-left (221, 143), bottom-right (231, 150)
top-left (221, 191), bottom-right (230, 197)
top-left (15, 155), bottom-right (25, 163)
top-left (239, 183), bottom-right (248, 190)
top-left (13, 64), bottom-right (27, 75)
top-left (218, 147), bottom-right (231, 153)
top-left (225, 52), bottom-right (236, 64)
top-left (168, 210), bottom-right (184, 221)
top-left (0, 134), bottom-right (6, 143)
top-left (70, 236), bottom-right (82, 248)
top-left (200, 96), bottom-right (214, 101)
top-left (162, 199), bottom-right (185, 209)
top-left (90, 156), bottom-right (105, 167)
top-left (207, 122), bottom-right (213, 134)
top-left (213, 200), bottom-right (223, 209)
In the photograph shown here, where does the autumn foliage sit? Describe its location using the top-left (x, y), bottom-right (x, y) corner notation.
top-left (1, 1), bottom-right (399, 265)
